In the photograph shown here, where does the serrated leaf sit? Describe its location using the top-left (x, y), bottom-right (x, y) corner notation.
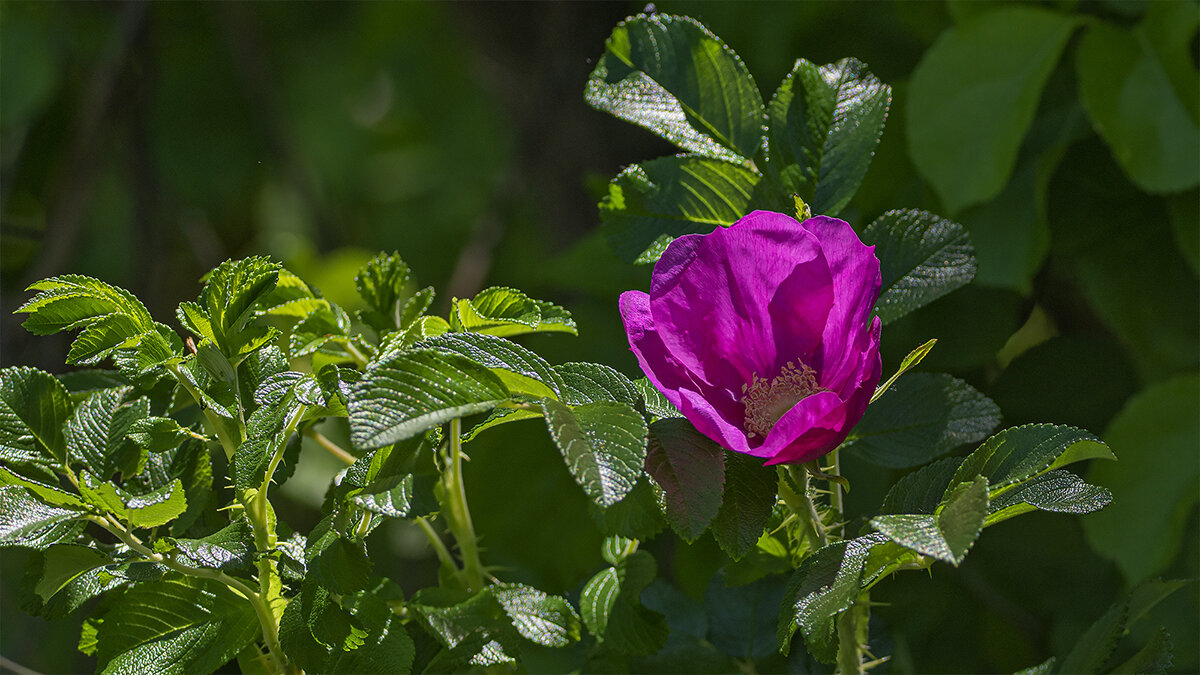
top-left (0, 485), bottom-right (84, 548)
top-left (66, 314), bottom-right (144, 365)
top-left (200, 257), bottom-right (281, 340)
top-left (347, 474), bottom-right (413, 518)
top-left (93, 575), bottom-right (258, 675)
top-left (586, 13), bottom-right (763, 161)
top-left (871, 477), bottom-right (989, 565)
top-left (461, 407), bottom-right (543, 442)
top-left (419, 332), bottom-right (564, 399)
top-left (777, 535), bottom-right (883, 661)
top-left (407, 587), bottom-right (515, 668)
top-left (0, 365), bottom-right (73, 465)
top-left (79, 473), bottom-right (187, 529)
top-left (633, 378), bottom-right (682, 420)
top-left (589, 476), bottom-right (666, 540)
top-left (168, 519), bottom-right (255, 571)
top-left (450, 286), bottom-right (577, 337)
top-left (289, 303), bottom-right (352, 357)
top-left (907, 7), bottom-right (1079, 213)
top-left (948, 423), bottom-right (1115, 501)
top-left (710, 451), bottom-right (777, 560)
top-left (493, 583), bottom-right (582, 647)
top-left (127, 416), bottom-right (192, 453)
top-left (555, 362), bottom-right (640, 407)
top-left (231, 439), bottom-right (270, 491)
top-left (1111, 626), bottom-right (1173, 675)
top-left (599, 155), bottom-right (764, 264)
top-left (1060, 602), bottom-right (1127, 675)
top-left (349, 349), bottom-right (511, 449)
top-left (540, 399), bottom-right (647, 508)
top-left (307, 514), bottom-right (372, 595)
top-left (355, 251), bottom-right (412, 331)
top-left (846, 373), bottom-right (1001, 468)
top-left (1013, 656), bottom-right (1057, 675)
top-left (18, 274), bottom-right (154, 336)
top-left (0, 465), bottom-right (83, 509)
top-left (862, 209), bottom-right (976, 324)
top-left (645, 419), bottom-right (725, 542)
top-left (987, 470), bottom-right (1112, 525)
top-left (34, 543), bottom-right (111, 603)
top-left (765, 57), bottom-right (890, 216)
top-left (580, 550), bottom-right (667, 655)
top-left (871, 338), bottom-right (937, 402)
top-left (879, 456), bottom-right (964, 515)
top-left (112, 323), bottom-right (182, 377)
top-left (65, 388), bottom-right (148, 478)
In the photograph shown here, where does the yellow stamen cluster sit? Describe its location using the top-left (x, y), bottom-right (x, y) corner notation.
top-left (741, 360), bottom-right (822, 438)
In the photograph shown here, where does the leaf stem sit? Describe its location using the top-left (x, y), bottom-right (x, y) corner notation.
top-left (439, 418), bottom-right (485, 592)
top-left (782, 465), bottom-right (828, 549)
top-left (837, 594), bottom-right (869, 675)
top-left (414, 516), bottom-right (459, 576)
top-left (304, 427), bottom-right (357, 465)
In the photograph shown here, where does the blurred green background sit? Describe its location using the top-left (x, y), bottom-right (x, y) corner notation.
top-left (1, 1), bottom-right (1196, 673)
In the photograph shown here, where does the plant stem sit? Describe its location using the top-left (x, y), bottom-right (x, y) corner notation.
top-left (414, 516), bottom-right (460, 576)
top-left (831, 449), bottom-right (845, 540)
top-left (837, 594), bottom-right (869, 675)
top-left (89, 515), bottom-right (291, 674)
top-left (783, 465), bottom-right (828, 549)
top-left (305, 427), bottom-right (357, 465)
top-left (439, 418), bottom-right (485, 592)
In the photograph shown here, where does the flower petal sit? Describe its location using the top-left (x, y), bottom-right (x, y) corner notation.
top-left (677, 388), bottom-right (752, 454)
top-left (754, 390), bottom-right (846, 462)
top-left (650, 212), bottom-right (828, 389)
top-left (618, 290), bottom-right (689, 410)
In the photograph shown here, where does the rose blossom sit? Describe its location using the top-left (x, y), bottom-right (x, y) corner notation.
top-left (619, 210), bottom-right (883, 465)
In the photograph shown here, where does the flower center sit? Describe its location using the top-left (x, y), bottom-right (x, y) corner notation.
top-left (741, 360), bottom-right (823, 438)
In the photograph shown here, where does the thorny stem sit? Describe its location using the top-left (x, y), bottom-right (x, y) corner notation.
top-left (415, 516), bottom-right (460, 576)
top-left (87, 514), bottom-right (291, 674)
top-left (783, 465), bottom-right (828, 549)
top-left (439, 418), bottom-right (485, 592)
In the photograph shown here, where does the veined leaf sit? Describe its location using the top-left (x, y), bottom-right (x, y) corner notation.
top-left (987, 470), bottom-right (1112, 526)
top-left (66, 314), bottom-right (144, 365)
top-left (0, 466), bottom-right (84, 508)
top-left (65, 389), bottom-right (148, 479)
top-left (765, 57), bottom-right (891, 216)
top-left (586, 14), bottom-right (763, 161)
top-left (879, 456), bottom-right (963, 516)
top-left (555, 362), bottom-right (640, 407)
top-left (846, 373), bottom-right (1001, 469)
top-left (0, 365), bottom-right (73, 465)
top-left (347, 474), bottom-right (413, 518)
top-left (93, 574), bottom-right (258, 675)
top-left (306, 514), bottom-right (373, 595)
top-left (450, 286), bottom-right (577, 337)
top-left (348, 349), bottom-right (511, 449)
top-left (165, 519), bottom-right (255, 571)
top-left (948, 423), bottom-right (1115, 500)
top-left (710, 451), bottom-right (777, 560)
top-left (862, 209), bottom-right (976, 324)
top-left (540, 399), bottom-right (647, 508)
top-left (18, 274), bottom-right (154, 336)
top-left (419, 332), bottom-right (565, 399)
top-left (79, 473), bottom-right (187, 529)
top-left (580, 550), bottom-right (668, 655)
top-left (0, 485), bottom-right (85, 549)
top-left (355, 251), bottom-right (413, 332)
top-left (599, 155), bottom-right (763, 264)
top-left (127, 417), bottom-right (193, 453)
top-left (871, 477), bottom-right (989, 565)
top-left (34, 543), bottom-right (111, 603)
top-left (633, 378), bottom-right (682, 420)
top-left (492, 583), bottom-right (582, 648)
top-left (645, 419), bottom-right (725, 542)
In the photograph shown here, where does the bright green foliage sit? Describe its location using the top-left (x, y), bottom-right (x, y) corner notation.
top-left (33, 544), bottom-right (111, 604)
top-left (581, 546), bottom-right (669, 656)
top-left (540, 399), bottom-right (647, 508)
top-left (449, 286), bottom-right (577, 337)
top-left (871, 477), bottom-right (988, 565)
top-left (1, 366), bottom-right (73, 468)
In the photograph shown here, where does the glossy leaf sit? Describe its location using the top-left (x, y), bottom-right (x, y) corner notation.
top-left (0, 365), bottom-right (73, 465)
top-left (644, 419), bottom-right (725, 542)
top-left (18, 274), bottom-right (153, 336)
top-left (348, 349), bottom-right (510, 449)
top-left (127, 417), bottom-right (193, 453)
top-left (987, 469), bottom-right (1112, 526)
top-left (167, 520), bottom-right (255, 571)
top-left (492, 583), bottom-right (582, 648)
top-left (347, 474), bottom-right (413, 518)
top-left (599, 155), bottom-right (763, 264)
top-left (862, 209), bottom-right (976, 324)
top-left (306, 514), bottom-right (373, 595)
top-left (555, 362), bottom-right (640, 407)
top-left (873, 477), bottom-right (988, 565)
top-left (633, 378), bottom-right (682, 420)
top-left (420, 332), bottom-right (564, 399)
top-left (34, 543), bottom-right (111, 603)
top-left (765, 57), bottom-right (890, 216)
top-left (580, 549), bottom-right (668, 655)
top-left (79, 473), bottom-right (187, 529)
top-left (65, 389), bottom-right (148, 479)
top-left (0, 485), bottom-right (84, 549)
top-left (878, 456), bottom-right (964, 516)
top-left (449, 286), bottom-right (577, 337)
top-left (948, 423), bottom-right (1115, 500)
top-left (586, 13), bottom-right (763, 161)
top-left (846, 373), bottom-right (1001, 468)
top-left (907, 7), bottom-right (1079, 212)
top-left (540, 399), bottom-right (647, 508)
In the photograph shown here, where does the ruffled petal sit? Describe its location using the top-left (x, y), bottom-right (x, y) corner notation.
top-left (752, 390), bottom-right (845, 461)
top-left (677, 388), bottom-right (752, 454)
top-left (650, 211), bottom-right (828, 389)
top-left (618, 290), bottom-right (689, 410)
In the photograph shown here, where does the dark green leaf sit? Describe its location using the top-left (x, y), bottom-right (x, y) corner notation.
top-left (777, 535), bottom-right (882, 661)
top-left (348, 349), bottom-right (510, 449)
top-left (871, 477), bottom-right (989, 565)
top-left (1075, 2), bottom-right (1199, 193)
top-left (586, 13), bottom-right (763, 160)
top-left (168, 519), bottom-right (255, 571)
top-left (987, 470), bottom-right (1112, 526)
top-left (492, 582), bottom-right (582, 647)
top-left (633, 378), bottom-right (682, 420)
top-left (93, 575), bottom-right (259, 675)
top-left (127, 416), bottom-right (192, 453)
top-left (580, 550), bottom-right (668, 656)
top-left (645, 418), bottom-right (725, 542)
top-left (846, 373), bottom-right (1000, 468)
top-left (710, 451), bottom-right (777, 560)
top-left (1013, 657), bottom-right (1056, 675)
top-left (949, 423), bottom-right (1115, 501)
top-left (1060, 602), bottom-right (1126, 675)
top-left (1111, 627), bottom-right (1173, 675)
top-left (599, 155), bottom-right (763, 264)
top-left (347, 474), bottom-right (413, 518)
top-left (765, 57), bottom-right (890, 216)
top-left (589, 476), bottom-right (666, 540)
top-left (879, 456), bottom-right (964, 515)
top-left (907, 7), bottom-right (1079, 212)
top-left (307, 514), bottom-right (372, 595)
top-left (704, 572), bottom-right (785, 661)
top-left (0, 365), bottom-right (73, 465)
top-left (65, 388), bottom-right (148, 478)
top-left (555, 362), bottom-right (640, 407)
top-left (540, 399), bottom-right (647, 508)
top-left (862, 209), bottom-right (976, 324)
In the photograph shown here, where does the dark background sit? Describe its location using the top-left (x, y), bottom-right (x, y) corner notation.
top-left (1, 2), bottom-right (1196, 673)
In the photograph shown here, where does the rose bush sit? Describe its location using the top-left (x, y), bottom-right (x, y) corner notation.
top-left (619, 210), bottom-right (883, 465)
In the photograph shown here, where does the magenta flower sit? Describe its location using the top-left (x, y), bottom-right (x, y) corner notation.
top-left (620, 211), bottom-right (883, 466)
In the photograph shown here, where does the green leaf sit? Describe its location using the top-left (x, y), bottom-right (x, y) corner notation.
top-left (93, 575), bottom-right (258, 675)
top-left (1013, 656), bottom-right (1057, 675)
top-left (355, 251), bottom-right (413, 332)
top-left (599, 155), bottom-right (763, 264)
top-left (407, 587), bottom-right (515, 668)
top-left (586, 13), bottom-right (763, 161)
top-left (307, 514), bottom-right (372, 594)
top-left (18, 274), bottom-right (154, 336)
top-left (555, 362), bottom-right (640, 407)
top-left (112, 324), bottom-right (183, 377)
top-left (765, 57), bottom-right (890, 216)
top-left (871, 477), bottom-right (989, 565)
top-left (420, 332), bottom-right (565, 399)
top-left (492, 582), bottom-right (582, 647)
top-left (540, 399), bottom-right (647, 508)
top-left (633, 378), bottom-right (682, 420)
top-left (644, 419), bottom-right (725, 542)
top-left (589, 476), bottom-right (666, 540)
top-left (127, 416), bottom-right (193, 453)
top-left (347, 474), bottom-right (413, 518)
top-left (66, 314), bottom-right (144, 365)
top-left (79, 473), bottom-right (187, 529)
top-left (34, 543), bottom-right (111, 603)
top-left (0, 465), bottom-right (84, 508)
top-left (846, 373), bottom-right (1001, 469)
top-left (449, 286), bottom-right (577, 337)
top-left (906, 7), bottom-right (1079, 212)
top-left (1060, 602), bottom-right (1126, 675)
top-left (987, 470), bottom-right (1112, 526)
top-left (348, 349), bottom-right (510, 449)
top-left (289, 303), bottom-right (352, 357)
top-left (0, 485), bottom-right (84, 548)
top-left (949, 423), bottom-right (1115, 501)
top-left (167, 519), bottom-right (255, 571)
top-left (580, 550), bottom-right (668, 655)
top-left (65, 388), bottom-right (148, 478)
top-left (879, 456), bottom-right (963, 515)
top-left (871, 338), bottom-right (936, 402)
top-left (1075, 1), bottom-right (1200, 193)
top-left (1084, 375), bottom-right (1199, 582)
top-left (1111, 626), bottom-right (1173, 675)
top-left (710, 451), bottom-right (777, 560)
top-left (777, 535), bottom-right (882, 661)
top-left (704, 572), bottom-right (785, 662)
top-left (0, 365), bottom-right (73, 465)
top-left (862, 209), bottom-right (976, 324)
